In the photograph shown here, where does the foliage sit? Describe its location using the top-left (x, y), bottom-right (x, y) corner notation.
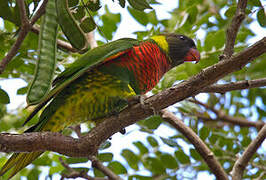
top-left (0, 0), bottom-right (265, 179)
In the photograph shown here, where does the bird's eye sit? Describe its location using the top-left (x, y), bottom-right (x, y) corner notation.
top-left (179, 36), bottom-right (185, 40)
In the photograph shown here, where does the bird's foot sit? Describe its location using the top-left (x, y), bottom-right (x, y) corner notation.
top-left (119, 128), bottom-right (126, 134)
top-left (127, 95), bottom-right (158, 116)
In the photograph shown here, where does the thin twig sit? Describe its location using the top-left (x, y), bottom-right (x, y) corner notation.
top-left (0, 0), bottom-right (31, 74)
top-left (31, 25), bottom-right (78, 53)
top-left (190, 99), bottom-right (265, 130)
top-left (231, 124), bottom-right (266, 180)
top-left (221, 0), bottom-right (247, 60)
top-left (30, 0), bottom-right (48, 25)
top-left (218, 156), bottom-right (266, 172)
top-left (59, 157), bottom-right (106, 180)
top-left (160, 109), bottom-right (228, 180)
top-left (194, 112), bottom-right (264, 129)
top-left (0, 0), bottom-right (48, 74)
top-left (90, 156), bottom-right (122, 180)
top-left (202, 78), bottom-right (266, 94)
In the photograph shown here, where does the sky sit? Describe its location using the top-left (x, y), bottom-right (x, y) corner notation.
top-left (0, 0), bottom-right (265, 179)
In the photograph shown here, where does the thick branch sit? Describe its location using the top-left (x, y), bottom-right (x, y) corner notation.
top-left (221, 0), bottom-right (247, 59)
top-left (0, 37), bottom-right (265, 156)
top-left (0, 0), bottom-right (48, 74)
top-left (161, 110), bottom-right (228, 180)
top-left (231, 124), bottom-right (266, 180)
top-left (202, 78), bottom-right (266, 94)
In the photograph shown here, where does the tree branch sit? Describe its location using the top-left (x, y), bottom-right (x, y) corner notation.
top-left (0, 0), bottom-right (48, 74)
top-left (59, 158), bottom-right (106, 180)
top-left (160, 109), bottom-right (228, 180)
top-left (189, 99), bottom-right (265, 130)
top-left (202, 78), bottom-right (266, 94)
top-left (221, 0), bottom-right (247, 59)
top-left (0, 37), bottom-right (265, 156)
top-left (90, 156), bottom-right (122, 180)
top-left (231, 124), bottom-right (266, 180)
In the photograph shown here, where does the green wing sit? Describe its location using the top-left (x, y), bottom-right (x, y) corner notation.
top-left (23, 38), bottom-right (140, 125)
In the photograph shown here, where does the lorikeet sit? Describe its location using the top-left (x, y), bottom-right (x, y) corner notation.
top-left (0, 33), bottom-right (200, 178)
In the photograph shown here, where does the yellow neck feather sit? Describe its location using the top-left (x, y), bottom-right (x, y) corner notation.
top-left (150, 35), bottom-right (169, 53)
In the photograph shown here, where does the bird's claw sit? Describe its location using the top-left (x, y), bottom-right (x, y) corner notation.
top-left (127, 95), bottom-right (158, 115)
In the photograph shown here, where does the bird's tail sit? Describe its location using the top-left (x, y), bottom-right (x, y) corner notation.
top-left (0, 152), bottom-right (43, 179)
top-left (0, 114), bottom-right (61, 179)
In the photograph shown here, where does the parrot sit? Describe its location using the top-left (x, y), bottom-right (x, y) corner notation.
top-left (0, 33), bottom-right (200, 178)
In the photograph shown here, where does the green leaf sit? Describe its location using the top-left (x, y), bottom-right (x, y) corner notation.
top-left (190, 148), bottom-right (201, 160)
top-left (127, 7), bottom-right (149, 25)
top-left (160, 137), bottom-right (179, 147)
top-left (133, 141), bottom-right (149, 155)
top-left (65, 157), bottom-right (88, 164)
top-left (73, 6), bottom-right (85, 21)
top-left (27, 168), bottom-right (41, 180)
top-left (49, 163), bottom-right (64, 175)
top-left (204, 31), bottom-right (216, 51)
top-left (147, 10), bottom-right (158, 25)
top-left (118, 0), bottom-right (126, 8)
top-left (108, 161), bottom-right (127, 174)
top-left (199, 126), bottom-right (210, 141)
top-left (97, 153), bottom-right (113, 162)
top-left (94, 168), bottom-right (105, 177)
top-left (129, 175), bottom-right (153, 180)
top-left (225, 6), bottom-right (237, 18)
top-left (32, 153), bottom-right (52, 166)
top-left (128, 0), bottom-right (152, 11)
top-left (175, 150), bottom-right (191, 164)
top-left (0, 88), bottom-right (10, 104)
top-left (257, 8), bottom-right (266, 27)
top-left (160, 153), bottom-right (178, 169)
top-left (143, 115), bottom-right (162, 130)
top-left (241, 136), bottom-right (252, 147)
top-left (213, 29), bottom-right (225, 49)
top-left (147, 136), bottom-right (159, 147)
top-left (248, 0), bottom-right (262, 7)
top-left (121, 149), bottom-right (139, 170)
top-left (68, 0), bottom-right (79, 7)
top-left (101, 6), bottom-right (121, 39)
top-left (17, 86), bottom-right (28, 95)
top-left (80, 17), bottom-right (96, 33)
top-left (86, 0), bottom-right (101, 11)
top-left (143, 157), bottom-right (165, 174)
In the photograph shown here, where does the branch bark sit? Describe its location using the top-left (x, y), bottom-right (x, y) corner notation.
top-left (201, 78), bottom-right (266, 94)
top-left (221, 0), bottom-right (247, 59)
top-left (0, 0), bottom-right (48, 74)
top-left (160, 109), bottom-right (228, 180)
top-left (0, 37), bottom-right (265, 156)
top-left (90, 156), bottom-right (122, 180)
top-left (231, 124), bottom-right (266, 180)
top-left (59, 157), bottom-right (106, 180)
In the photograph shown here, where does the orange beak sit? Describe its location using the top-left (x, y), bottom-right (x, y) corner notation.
top-left (184, 48), bottom-right (200, 62)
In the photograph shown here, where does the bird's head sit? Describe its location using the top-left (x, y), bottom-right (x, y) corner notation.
top-left (151, 33), bottom-right (200, 67)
